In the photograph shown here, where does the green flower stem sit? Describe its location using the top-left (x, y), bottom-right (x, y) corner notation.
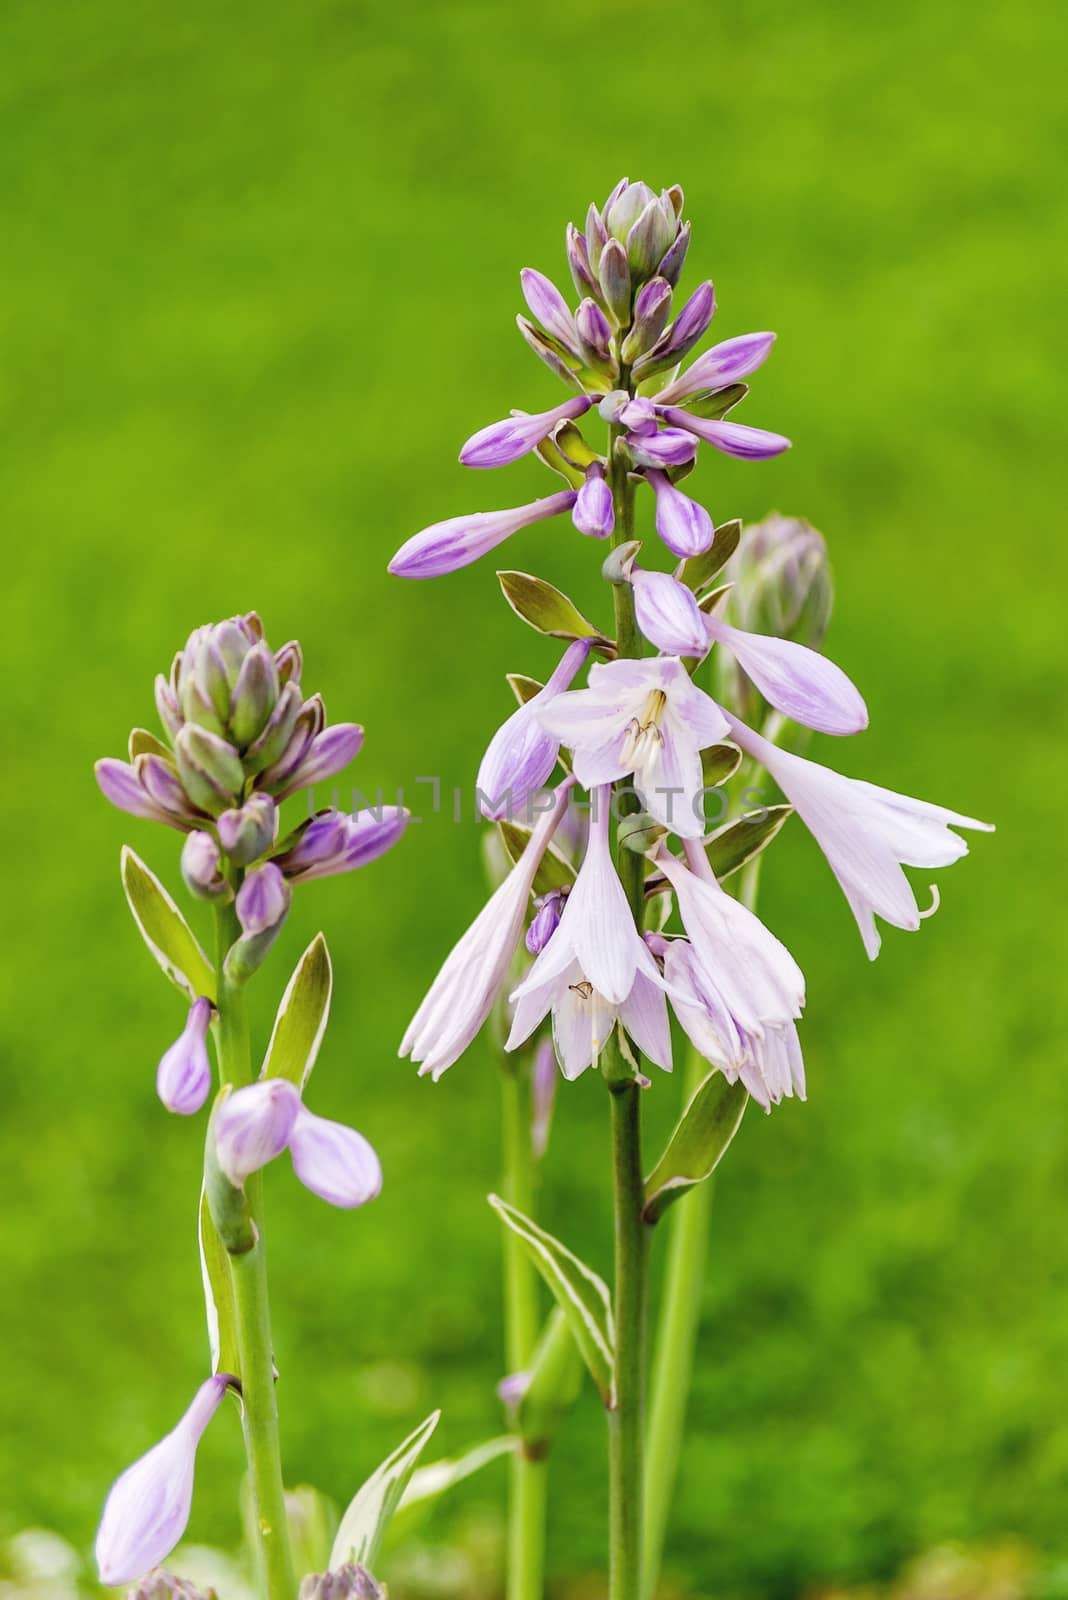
top-left (500, 1057), bottom-right (548, 1600)
top-left (605, 437), bottom-right (649, 1600)
top-left (214, 898), bottom-right (296, 1600)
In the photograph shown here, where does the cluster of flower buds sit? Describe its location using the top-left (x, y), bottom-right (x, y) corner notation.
top-left (299, 1565), bottom-right (384, 1600)
top-left (395, 175), bottom-right (992, 1109)
top-left (128, 1573), bottom-right (217, 1599)
top-left (389, 176), bottom-right (789, 582)
top-left (96, 614), bottom-right (407, 984)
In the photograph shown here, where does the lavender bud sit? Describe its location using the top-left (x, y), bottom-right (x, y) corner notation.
top-left (213, 1078), bottom-right (300, 1186)
top-left (174, 725), bottom-right (244, 815)
top-left (626, 195), bottom-right (677, 281)
top-left (155, 674), bottom-right (183, 741)
top-left (217, 794), bottom-right (278, 865)
top-left (631, 566), bottom-right (710, 656)
top-left (520, 267), bottom-right (577, 348)
top-left (526, 889), bottom-right (566, 954)
top-left (724, 513), bottom-right (833, 648)
top-left (129, 1574), bottom-right (217, 1599)
top-left (572, 462), bottom-right (615, 539)
top-left (288, 1105), bottom-right (383, 1209)
top-left (274, 639), bottom-right (303, 687)
top-left (157, 997), bottom-right (213, 1115)
top-left (575, 297), bottom-right (612, 364)
top-left (235, 862), bottom-right (290, 937)
top-left (597, 237), bottom-right (632, 326)
top-left (272, 723), bottom-right (364, 801)
top-left (242, 681), bottom-right (303, 775)
top-left (604, 179), bottom-right (655, 242)
top-left (617, 396), bottom-right (658, 437)
top-left (517, 315), bottom-right (582, 386)
top-left (657, 219), bottom-right (691, 287)
top-left (229, 641), bottom-right (280, 748)
top-left (136, 754), bottom-right (201, 821)
top-left (633, 279), bottom-right (716, 379)
top-left (647, 470), bottom-right (715, 557)
top-left (565, 223), bottom-right (599, 302)
top-left (585, 201), bottom-right (609, 269)
top-left (621, 276), bottom-right (672, 363)
top-left (626, 427), bottom-right (698, 469)
top-left (181, 830), bottom-right (231, 901)
top-left (299, 1566), bottom-right (383, 1600)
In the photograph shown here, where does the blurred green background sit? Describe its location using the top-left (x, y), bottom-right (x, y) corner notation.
top-left (1, 0), bottom-right (1065, 1595)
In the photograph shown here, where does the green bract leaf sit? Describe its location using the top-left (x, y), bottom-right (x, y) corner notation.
top-left (701, 741), bottom-right (743, 789)
top-left (696, 581), bottom-right (734, 616)
top-left (497, 571), bottom-right (610, 647)
top-left (678, 520), bottom-right (742, 591)
top-left (681, 382), bottom-right (749, 420)
top-left (399, 1436), bottom-right (514, 1513)
top-left (489, 1195), bottom-right (615, 1406)
top-left (536, 431), bottom-right (587, 487)
top-left (497, 820), bottom-right (575, 897)
top-left (329, 1411), bottom-right (440, 1572)
top-left (506, 672), bottom-right (544, 708)
top-left (198, 1185), bottom-right (240, 1377)
top-left (128, 727), bottom-right (173, 761)
top-left (120, 846), bottom-right (215, 1001)
top-left (705, 804), bottom-right (793, 880)
top-left (643, 1071), bottom-right (749, 1223)
top-left (261, 933), bottom-right (332, 1090)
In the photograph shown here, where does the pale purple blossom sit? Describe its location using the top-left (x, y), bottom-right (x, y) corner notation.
top-left (95, 1375), bottom-right (231, 1587)
top-left (235, 862), bottom-right (290, 937)
top-left (95, 757), bottom-right (198, 831)
top-left (389, 491), bottom-right (578, 579)
top-left (617, 396), bottom-right (658, 436)
top-left (727, 714), bottom-right (994, 957)
top-left (213, 1078), bottom-right (381, 1208)
top-left (400, 782), bottom-right (575, 1080)
top-left (507, 788), bottom-right (672, 1077)
top-left (646, 470), bottom-right (715, 558)
top-left (572, 463), bottom-right (615, 539)
top-left (477, 640), bottom-right (590, 820)
top-left (459, 397), bottom-right (594, 470)
top-left (654, 332), bottom-right (777, 404)
top-left (275, 807), bottom-right (409, 883)
top-left (536, 656), bottom-right (728, 838)
top-left (156, 998), bottom-right (213, 1116)
top-left (631, 567), bottom-right (709, 657)
top-left (705, 615), bottom-right (868, 735)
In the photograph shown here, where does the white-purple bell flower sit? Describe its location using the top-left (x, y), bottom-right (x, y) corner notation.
top-left (507, 787), bottom-right (673, 1078)
top-left (459, 396), bottom-right (594, 470)
top-left (95, 1375), bottom-right (231, 1587)
top-left (536, 656), bottom-right (728, 838)
top-left (157, 997), bottom-right (213, 1116)
top-left (727, 714), bottom-right (994, 958)
top-left (389, 491), bottom-right (578, 579)
top-left (477, 640), bottom-right (590, 820)
top-left (572, 463), bottom-right (615, 539)
top-left (213, 1078), bottom-right (382, 1209)
top-left (400, 781), bottom-right (575, 1080)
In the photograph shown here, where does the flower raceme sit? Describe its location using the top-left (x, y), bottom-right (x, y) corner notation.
top-left (95, 1376), bottom-right (231, 1587)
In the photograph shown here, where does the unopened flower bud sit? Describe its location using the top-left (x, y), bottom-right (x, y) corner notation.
top-left (213, 1078), bottom-right (301, 1187)
top-left (242, 681), bottom-right (304, 775)
top-left (526, 889), bottom-right (566, 954)
top-left (565, 223), bottom-right (599, 303)
top-left (626, 427), bottom-right (697, 469)
top-left (174, 725), bottom-right (245, 815)
top-left (621, 276), bottom-right (672, 363)
top-left (236, 862), bottom-right (290, 937)
top-left (229, 641), bottom-right (280, 748)
top-left (299, 1565), bottom-right (383, 1600)
top-left (598, 237), bottom-right (632, 325)
top-left (572, 462), bottom-right (615, 540)
top-left (129, 1571), bottom-right (217, 1598)
top-left (604, 178), bottom-right (655, 241)
top-left (625, 194), bottom-right (678, 282)
top-left (575, 297), bottom-right (612, 365)
top-left (617, 396), bottom-right (657, 437)
top-left (726, 513), bottom-right (833, 647)
top-left (157, 997), bottom-right (213, 1115)
top-left (618, 811), bottom-right (668, 855)
top-left (217, 794), bottom-right (278, 866)
top-left (181, 830), bottom-right (231, 901)
top-left (657, 219), bottom-right (691, 287)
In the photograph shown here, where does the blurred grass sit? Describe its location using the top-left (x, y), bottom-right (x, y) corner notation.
top-left (0, 0), bottom-right (1066, 1595)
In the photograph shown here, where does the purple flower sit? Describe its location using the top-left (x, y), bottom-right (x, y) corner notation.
top-left (705, 616), bottom-right (868, 735)
top-left (235, 862), bottom-right (290, 937)
top-left (180, 830), bottom-right (230, 901)
top-left (400, 782), bottom-right (575, 1080)
top-left (275, 806), bottom-right (408, 883)
top-left (214, 1079), bottom-right (381, 1208)
top-left (477, 640), bottom-right (590, 820)
top-left (537, 656), bottom-right (728, 838)
top-left (727, 714), bottom-right (994, 957)
top-left (662, 408), bottom-right (791, 460)
top-left (95, 1375), bottom-right (231, 1587)
top-left (526, 889), bottom-right (567, 955)
top-left (646, 470), bottom-right (715, 558)
top-left (157, 998), bottom-right (213, 1115)
top-left (626, 427), bottom-right (698, 469)
top-left (507, 788), bottom-right (672, 1077)
top-left (631, 568), bottom-right (709, 657)
top-left (459, 397), bottom-right (594, 470)
top-left (288, 1105), bottom-right (382, 1208)
top-left (572, 463), bottom-right (615, 539)
top-left (575, 297), bottom-right (613, 364)
top-left (389, 491), bottom-right (578, 579)
top-left (268, 723), bottom-right (365, 801)
top-left (95, 757), bottom-right (198, 831)
top-left (520, 268), bottom-right (579, 349)
top-left (617, 396), bottom-right (658, 436)
top-left (654, 332), bottom-right (777, 404)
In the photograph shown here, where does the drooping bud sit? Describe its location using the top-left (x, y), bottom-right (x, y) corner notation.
top-left (723, 513), bottom-right (834, 648)
top-left (212, 1079), bottom-right (301, 1187)
top-left (571, 462), bottom-right (615, 539)
top-left (224, 862), bottom-right (292, 981)
top-left (526, 888), bottom-right (566, 954)
top-left (621, 277), bottom-right (672, 363)
top-left (299, 1565), bottom-right (383, 1600)
top-left (625, 427), bottom-right (697, 469)
top-left (217, 794), bottom-right (278, 866)
top-left (181, 830), bottom-right (231, 901)
top-left (95, 1376), bottom-right (231, 1588)
top-left (287, 1105), bottom-right (383, 1209)
top-left (157, 997), bottom-right (213, 1115)
top-left (647, 470), bottom-right (715, 557)
top-left (477, 641), bottom-right (589, 821)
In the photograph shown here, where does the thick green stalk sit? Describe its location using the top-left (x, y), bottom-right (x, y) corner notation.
top-left (214, 901), bottom-right (296, 1600)
top-left (607, 1079), bottom-right (647, 1600)
top-left (500, 1058), bottom-right (548, 1600)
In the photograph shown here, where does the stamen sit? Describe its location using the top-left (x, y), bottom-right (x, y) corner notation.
top-left (569, 980), bottom-right (594, 999)
top-left (918, 883), bottom-right (941, 920)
